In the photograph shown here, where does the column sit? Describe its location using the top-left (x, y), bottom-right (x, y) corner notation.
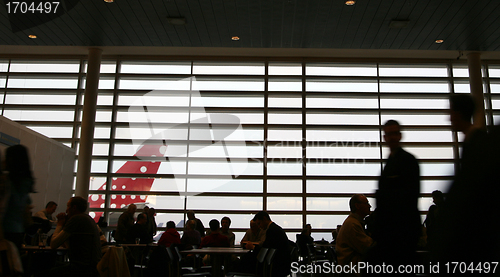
top-left (467, 52), bottom-right (486, 127)
top-left (75, 48), bottom-right (102, 198)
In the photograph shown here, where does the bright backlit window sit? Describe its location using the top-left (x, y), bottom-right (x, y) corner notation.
top-left (1, 58), bottom-right (497, 242)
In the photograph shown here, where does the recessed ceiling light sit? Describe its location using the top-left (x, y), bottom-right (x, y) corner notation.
top-left (28, 35), bottom-right (37, 39)
top-left (345, 0), bottom-right (355, 5)
top-left (231, 36), bottom-right (240, 41)
top-left (435, 39), bottom-right (444, 44)
top-left (104, 0), bottom-right (113, 3)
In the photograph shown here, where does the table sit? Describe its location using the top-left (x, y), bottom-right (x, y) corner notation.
top-left (21, 246), bottom-right (69, 276)
top-left (239, 242), bottom-right (260, 249)
top-left (313, 242), bottom-right (336, 248)
top-left (22, 245), bottom-right (67, 251)
top-left (180, 247), bottom-right (250, 276)
top-left (120, 243), bottom-right (157, 247)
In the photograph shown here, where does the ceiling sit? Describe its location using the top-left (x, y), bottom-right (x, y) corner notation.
top-left (1, 0), bottom-right (500, 57)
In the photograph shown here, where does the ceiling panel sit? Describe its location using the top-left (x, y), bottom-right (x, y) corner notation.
top-left (398, 1), bottom-right (432, 50)
top-left (308, 1), bottom-right (331, 49)
top-left (141, 1), bottom-right (171, 47)
top-left (290, 0), bottom-right (307, 48)
top-left (233, 0), bottom-right (251, 48)
top-left (0, 0), bottom-right (498, 53)
top-left (246, 1), bottom-right (262, 48)
top-left (453, 0), bottom-right (500, 51)
top-left (189, 0), bottom-right (213, 47)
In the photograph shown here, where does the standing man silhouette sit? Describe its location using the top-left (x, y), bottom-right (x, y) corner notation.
top-left (367, 120), bottom-right (421, 275)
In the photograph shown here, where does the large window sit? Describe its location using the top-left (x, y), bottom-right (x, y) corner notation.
top-left (487, 65), bottom-right (500, 125)
top-left (1, 58), bottom-right (497, 242)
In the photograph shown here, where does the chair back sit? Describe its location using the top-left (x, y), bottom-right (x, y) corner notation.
top-left (174, 246), bottom-right (184, 262)
top-left (325, 246), bottom-right (337, 265)
top-left (265, 248), bottom-right (275, 266)
top-left (256, 247), bottom-right (268, 263)
top-left (166, 246), bottom-right (177, 276)
top-left (263, 248), bottom-right (276, 277)
top-left (172, 246), bottom-right (199, 275)
top-left (289, 246), bottom-right (299, 263)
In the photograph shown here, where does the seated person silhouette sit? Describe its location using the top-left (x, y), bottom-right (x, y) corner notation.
top-left (47, 197), bottom-right (102, 277)
top-left (126, 213), bottom-right (152, 244)
top-left (296, 224), bottom-right (314, 258)
top-left (158, 221), bottom-right (181, 247)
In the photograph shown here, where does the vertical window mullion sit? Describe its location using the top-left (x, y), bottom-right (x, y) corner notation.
top-left (1, 59), bottom-right (11, 115)
top-left (483, 63), bottom-right (494, 128)
top-left (103, 59), bottom-right (121, 223)
top-left (301, 62), bottom-right (307, 228)
top-left (449, 62), bottom-right (461, 173)
top-left (263, 61), bottom-right (269, 212)
top-left (377, 63), bottom-right (383, 173)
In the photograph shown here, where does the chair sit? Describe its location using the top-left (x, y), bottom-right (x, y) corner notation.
top-left (305, 244), bottom-right (331, 277)
top-left (225, 247), bottom-right (268, 277)
top-left (262, 248), bottom-right (275, 277)
top-left (289, 246), bottom-right (299, 264)
top-left (306, 243), bottom-right (327, 261)
top-left (123, 244), bottom-right (150, 277)
top-left (166, 246), bottom-right (210, 277)
top-left (166, 247), bottom-right (177, 277)
top-left (324, 246), bottom-right (337, 265)
top-left (175, 246), bottom-right (198, 273)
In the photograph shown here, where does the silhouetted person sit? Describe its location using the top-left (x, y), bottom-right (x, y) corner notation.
top-left (147, 207), bottom-right (157, 238)
top-left (449, 94), bottom-right (489, 176)
top-left (336, 194), bottom-right (374, 274)
top-left (34, 201), bottom-right (58, 223)
top-left (126, 213), bottom-right (152, 244)
top-left (247, 211), bottom-right (291, 277)
top-left (181, 219), bottom-right (201, 249)
top-left (207, 216), bottom-right (235, 246)
top-left (50, 197), bottom-right (101, 277)
top-left (158, 221), bottom-right (180, 247)
top-left (423, 190), bottom-right (443, 249)
top-left (367, 120), bottom-right (421, 275)
top-left (187, 210), bottom-right (206, 237)
top-left (431, 95), bottom-right (500, 273)
top-left (296, 224), bottom-right (313, 258)
top-left (114, 204), bottom-right (136, 244)
top-left (220, 216), bottom-right (235, 247)
top-left (331, 224), bottom-right (342, 245)
top-left (3, 144), bottom-right (35, 250)
top-left (33, 201), bottom-right (57, 222)
top-left (200, 219), bottom-right (229, 248)
top-left (241, 220), bottom-right (265, 246)
top-left (200, 219), bottom-right (230, 266)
